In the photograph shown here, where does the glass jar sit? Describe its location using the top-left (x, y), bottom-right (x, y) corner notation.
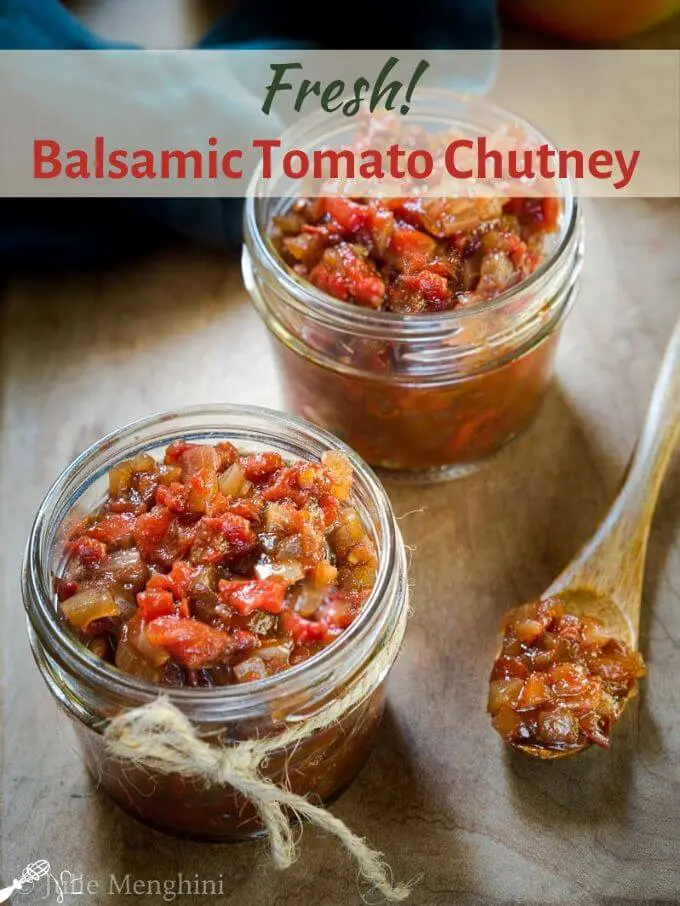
top-left (242, 94), bottom-right (585, 482)
top-left (23, 405), bottom-right (408, 840)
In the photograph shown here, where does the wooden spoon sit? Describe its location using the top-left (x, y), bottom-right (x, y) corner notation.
top-left (507, 317), bottom-right (680, 759)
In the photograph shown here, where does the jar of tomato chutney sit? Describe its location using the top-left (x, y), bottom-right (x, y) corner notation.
top-left (243, 97), bottom-right (584, 482)
top-left (22, 405), bottom-right (409, 841)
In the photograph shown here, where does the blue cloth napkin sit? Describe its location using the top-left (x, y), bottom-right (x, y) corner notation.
top-left (0, 0), bottom-right (498, 269)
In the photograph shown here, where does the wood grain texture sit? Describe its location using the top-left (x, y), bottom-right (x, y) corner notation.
top-left (1, 199), bottom-right (680, 906)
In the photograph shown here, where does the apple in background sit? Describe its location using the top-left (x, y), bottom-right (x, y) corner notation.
top-left (500, 0), bottom-right (680, 42)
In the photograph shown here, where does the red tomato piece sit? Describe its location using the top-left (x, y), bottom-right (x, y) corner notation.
top-left (317, 590), bottom-right (361, 630)
top-left (318, 492), bottom-right (340, 528)
top-left (309, 244), bottom-right (385, 308)
top-left (227, 499), bottom-right (261, 521)
top-left (190, 513), bottom-right (257, 565)
top-left (390, 225), bottom-right (437, 261)
top-left (87, 513), bottom-right (136, 546)
top-left (54, 577), bottom-right (79, 601)
top-left (68, 535), bottom-right (107, 567)
top-left (134, 506), bottom-right (171, 542)
top-left (323, 197), bottom-right (371, 233)
top-left (146, 560), bottom-right (195, 599)
top-left (137, 588), bottom-right (176, 621)
top-left (187, 468), bottom-right (219, 513)
top-left (389, 270), bottom-right (452, 312)
top-left (156, 482), bottom-right (189, 514)
top-left (179, 445), bottom-right (221, 480)
top-left (164, 440), bottom-right (193, 465)
top-left (146, 617), bottom-right (236, 669)
top-left (281, 610), bottom-right (327, 645)
top-left (215, 442), bottom-right (239, 469)
top-left (243, 451), bottom-right (284, 481)
top-left (218, 578), bottom-right (286, 615)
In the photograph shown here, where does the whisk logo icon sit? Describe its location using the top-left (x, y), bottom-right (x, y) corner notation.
top-left (0, 861), bottom-right (56, 903)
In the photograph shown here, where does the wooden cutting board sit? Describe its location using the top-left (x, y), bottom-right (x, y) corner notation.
top-left (1, 198), bottom-right (679, 904)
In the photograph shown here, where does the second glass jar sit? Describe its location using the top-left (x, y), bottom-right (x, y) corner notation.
top-left (243, 96), bottom-right (584, 482)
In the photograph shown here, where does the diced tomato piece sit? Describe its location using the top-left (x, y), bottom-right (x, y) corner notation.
top-left (243, 451), bottom-right (284, 481)
top-left (281, 610), bottom-right (327, 645)
top-left (156, 482), bottom-right (189, 514)
top-left (406, 270), bottom-right (451, 303)
top-left (190, 513), bottom-right (257, 565)
top-left (323, 197), bottom-right (371, 233)
top-left (68, 536), bottom-right (107, 567)
top-left (133, 506), bottom-right (173, 563)
top-left (134, 506), bottom-right (171, 545)
top-left (261, 466), bottom-right (305, 505)
top-left (218, 578), bottom-right (286, 616)
top-left (309, 260), bottom-right (350, 301)
top-left (227, 499), bottom-right (262, 521)
top-left (215, 442), bottom-right (239, 469)
top-left (86, 513), bottom-right (136, 546)
top-left (187, 468), bottom-right (219, 513)
top-left (503, 197), bottom-right (560, 233)
top-left (137, 588), bottom-right (176, 621)
top-left (164, 440), bottom-right (193, 465)
top-left (146, 617), bottom-right (237, 669)
top-left (146, 561), bottom-right (195, 599)
top-left (390, 226), bottom-right (437, 262)
top-left (317, 589), bottom-right (361, 630)
top-left (318, 492), bottom-right (340, 528)
top-left (309, 244), bottom-right (385, 308)
top-left (490, 655), bottom-right (530, 681)
top-left (54, 577), bottom-right (79, 601)
top-left (178, 444), bottom-right (221, 480)
top-left (388, 270), bottom-right (452, 312)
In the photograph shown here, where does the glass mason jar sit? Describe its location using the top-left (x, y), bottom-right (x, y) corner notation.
top-left (23, 405), bottom-right (409, 840)
top-left (242, 94), bottom-right (585, 482)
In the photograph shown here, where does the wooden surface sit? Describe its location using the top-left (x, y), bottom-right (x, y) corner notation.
top-left (1, 198), bottom-right (679, 905)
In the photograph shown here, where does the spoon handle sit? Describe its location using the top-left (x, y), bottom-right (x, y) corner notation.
top-left (548, 316), bottom-right (680, 632)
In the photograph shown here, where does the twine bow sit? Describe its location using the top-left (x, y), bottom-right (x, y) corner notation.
top-left (104, 607), bottom-right (411, 901)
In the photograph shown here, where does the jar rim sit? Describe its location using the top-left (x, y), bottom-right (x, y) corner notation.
top-left (244, 90), bottom-right (579, 339)
top-left (23, 404), bottom-right (405, 719)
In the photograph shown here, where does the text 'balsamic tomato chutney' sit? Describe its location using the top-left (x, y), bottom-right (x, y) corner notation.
top-left (243, 97), bottom-right (584, 481)
top-left (23, 407), bottom-right (409, 839)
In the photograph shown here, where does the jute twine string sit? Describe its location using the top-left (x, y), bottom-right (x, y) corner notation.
top-left (104, 605), bottom-right (411, 901)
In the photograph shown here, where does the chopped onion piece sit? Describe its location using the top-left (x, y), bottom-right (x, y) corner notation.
top-left (123, 614), bottom-right (170, 667)
top-left (60, 586), bottom-right (120, 629)
top-left (108, 460), bottom-right (134, 496)
top-left (259, 642), bottom-right (292, 663)
top-left (218, 463), bottom-right (246, 498)
top-left (131, 453), bottom-right (156, 473)
top-left (233, 656), bottom-right (268, 683)
top-left (255, 559), bottom-right (305, 584)
top-left (103, 549), bottom-right (149, 590)
top-left (115, 635), bottom-right (165, 682)
top-left (292, 583), bottom-right (327, 618)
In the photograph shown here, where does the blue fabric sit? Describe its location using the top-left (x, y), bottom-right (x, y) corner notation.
top-left (0, 0), bottom-right (498, 269)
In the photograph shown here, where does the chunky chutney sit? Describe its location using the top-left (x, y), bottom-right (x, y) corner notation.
top-left (272, 196), bottom-right (559, 313)
top-left (488, 597), bottom-right (646, 752)
top-left (56, 442), bottom-right (377, 686)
